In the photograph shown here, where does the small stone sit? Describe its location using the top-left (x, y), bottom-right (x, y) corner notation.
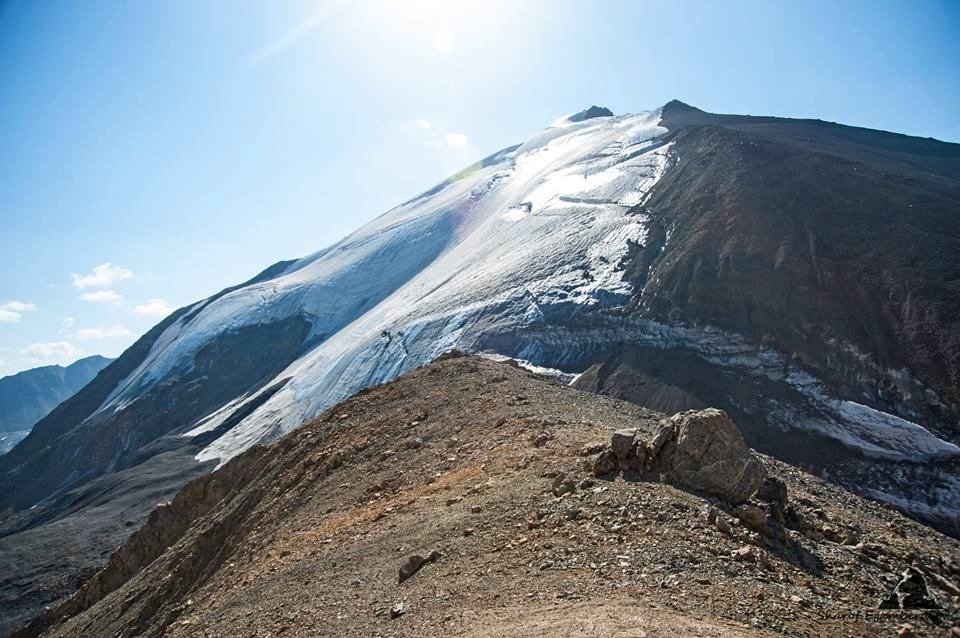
top-left (580, 442), bottom-right (606, 456)
top-left (532, 432), bottom-right (551, 448)
top-left (732, 546), bottom-right (756, 562)
top-left (398, 550), bottom-right (441, 583)
top-left (551, 474), bottom-right (575, 497)
top-left (715, 516), bottom-right (732, 535)
top-left (736, 504), bottom-right (771, 536)
top-left (470, 505), bottom-right (482, 513)
top-left (897, 624), bottom-right (917, 638)
top-left (390, 602), bottom-right (407, 619)
top-left (445, 496), bottom-right (462, 506)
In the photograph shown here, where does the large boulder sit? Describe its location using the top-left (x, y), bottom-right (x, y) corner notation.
top-left (647, 408), bottom-right (767, 505)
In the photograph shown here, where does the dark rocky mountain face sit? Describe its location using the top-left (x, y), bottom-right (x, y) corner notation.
top-left (649, 101), bottom-right (960, 426)
top-left (567, 103), bottom-right (960, 535)
top-left (1, 102), bottom-right (958, 634)
top-left (0, 356), bottom-right (112, 454)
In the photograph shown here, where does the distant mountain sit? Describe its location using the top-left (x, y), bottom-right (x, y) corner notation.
top-left (0, 356), bottom-right (112, 454)
top-left (2, 101), bottom-right (959, 633)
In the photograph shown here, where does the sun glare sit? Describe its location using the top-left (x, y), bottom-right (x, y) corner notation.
top-left (432, 28), bottom-right (455, 54)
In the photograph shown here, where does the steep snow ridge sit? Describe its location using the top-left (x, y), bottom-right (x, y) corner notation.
top-left (98, 158), bottom-right (499, 414)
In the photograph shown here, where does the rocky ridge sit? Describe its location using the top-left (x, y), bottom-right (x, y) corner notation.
top-left (17, 356), bottom-right (960, 637)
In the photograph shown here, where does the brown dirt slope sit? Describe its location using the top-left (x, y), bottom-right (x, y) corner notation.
top-left (20, 356), bottom-right (960, 637)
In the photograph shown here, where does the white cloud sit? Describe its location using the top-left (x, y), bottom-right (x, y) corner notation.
top-left (76, 325), bottom-right (131, 340)
top-left (444, 132), bottom-right (469, 148)
top-left (0, 301), bottom-right (37, 322)
top-left (132, 298), bottom-right (175, 318)
top-left (408, 119), bottom-right (471, 155)
top-left (81, 290), bottom-right (124, 304)
top-left (21, 341), bottom-right (83, 364)
top-left (3, 301), bottom-right (36, 312)
top-left (62, 317), bottom-right (75, 329)
top-left (71, 263), bottom-right (134, 290)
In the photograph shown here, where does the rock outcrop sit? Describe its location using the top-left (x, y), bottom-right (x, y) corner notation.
top-left (593, 408), bottom-right (767, 506)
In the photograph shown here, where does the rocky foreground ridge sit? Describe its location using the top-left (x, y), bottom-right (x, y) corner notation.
top-left (15, 355), bottom-right (960, 637)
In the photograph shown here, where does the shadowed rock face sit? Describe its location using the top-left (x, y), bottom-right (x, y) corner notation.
top-left (645, 102), bottom-right (960, 428)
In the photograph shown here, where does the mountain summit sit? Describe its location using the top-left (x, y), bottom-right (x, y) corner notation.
top-left (2, 101), bottom-right (959, 632)
top-left (566, 105), bottom-right (615, 122)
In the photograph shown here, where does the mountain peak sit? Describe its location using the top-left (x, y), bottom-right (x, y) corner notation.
top-left (661, 99), bottom-right (701, 112)
top-left (566, 105), bottom-right (614, 122)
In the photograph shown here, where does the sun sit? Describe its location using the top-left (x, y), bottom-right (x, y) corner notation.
top-left (379, 0), bottom-right (477, 54)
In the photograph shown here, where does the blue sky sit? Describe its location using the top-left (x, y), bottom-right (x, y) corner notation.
top-left (1, 0), bottom-right (958, 376)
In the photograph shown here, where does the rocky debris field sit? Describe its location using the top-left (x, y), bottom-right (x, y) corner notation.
top-left (19, 355), bottom-right (960, 637)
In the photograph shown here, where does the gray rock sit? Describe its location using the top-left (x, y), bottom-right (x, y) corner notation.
top-left (715, 515), bottom-right (732, 535)
top-left (647, 408), bottom-right (766, 505)
top-left (551, 473), bottom-right (575, 497)
top-left (610, 429), bottom-right (637, 460)
top-left (592, 448), bottom-right (618, 477)
top-left (736, 504), bottom-right (772, 536)
top-left (702, 505), bottom-right (718, 524)
top-left (756, 476), bottom-right (788, 504)
top-left (398, 550), bottom-right (441, 583)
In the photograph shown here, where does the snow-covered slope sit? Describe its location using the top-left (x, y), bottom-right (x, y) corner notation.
top-left (102, 110), bottom-right (678, 461)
